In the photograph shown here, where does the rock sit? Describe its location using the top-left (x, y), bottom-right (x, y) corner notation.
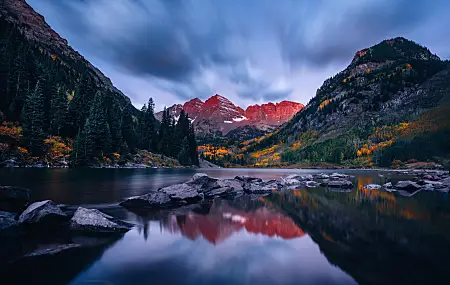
top-left (187, 174), bottom-right (220, 193)
top-left (161, 183), bottom-right (203, 201)
top-left (419, 180), bottom-right (445, 188)
top-left (285, 174), bottom-right (314, 181)
top-left (314, 173), bottom-right (330, 179)
top-left (422, 184), bottom-right (436, 191)
top-left (364, 184), bottom-right (382, 190)
top-left (192, 173), bottom-right (209, 180)
top-left (0, 186), bottom-right (31, 212)
top-left (421, 174), bottom-right (441, 181)
top-left (305, 181), bottom-right (320, 188)
top-left (70, 207), bottom-right (133, 234)
top-left (202, 179), bottom-right (244, 198)
top-left (395, 181), bottom-right (422, 191)
top-left (18, 200), bottom-right (67, 225)
top-left (235, 176), bottom-right (263, 183)
top-left (383, 182), bottom-right (393, 188)
top-left (440, 177), bottom-right (450, 187)
top-left (326, 180), bottom-right (354, 189)
top-left (330, 173), bottom-right (351, 179)
top-left (300, 174), bottom-right (314, 180)
top-left (0, 211), bottom-right (21, 237)
top-left (120, 192), bottom-right (172, 209)
top-left (244, 180), bottom-right (280, 194)
top-left (278, 176), bottom-right (304, 187)
top-left (217, 179), bottom-right (244, 192)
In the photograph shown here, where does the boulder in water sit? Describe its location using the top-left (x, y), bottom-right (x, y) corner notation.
top-left (70, 207), bottom-right (133, 234)
top-left (120, 192), bottom-right (172, 209)
top-left (235, 176), bottom-right (263, 183)
top-left (244, 180), bottom-right (280, 193)
top-left (395, 181), bottom-right (422, 191)
top-left (18, 200), bottom-right (67, 226)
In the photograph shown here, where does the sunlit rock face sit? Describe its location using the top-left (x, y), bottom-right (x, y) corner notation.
top-left (156, 94), bottom-right (303, 137)
top-left (163, 202), bottom-right (305, 244)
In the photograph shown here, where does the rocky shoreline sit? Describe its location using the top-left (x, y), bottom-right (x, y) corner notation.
top-left (0, 186), bottom-right (134, 265)
top-left (1, 170), bottom-right (449, 265)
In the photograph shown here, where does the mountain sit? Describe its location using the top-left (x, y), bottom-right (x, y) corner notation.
top-left (243, 37), bottom-right (450, 168)
top-left (0, 0), bottom-right (198, 167)
top-left (156, 94), bottom-right (304, 138)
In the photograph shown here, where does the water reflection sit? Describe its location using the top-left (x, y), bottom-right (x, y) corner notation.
top-left (269, 188), bottom-right (450, 285)
top-left (159, 200), bottom-right (305, 245)
top-left (69, 198), bottom-right (356, 285)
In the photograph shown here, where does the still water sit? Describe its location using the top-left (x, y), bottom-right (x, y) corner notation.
top-left (1, 168), bottom-right (450, 285)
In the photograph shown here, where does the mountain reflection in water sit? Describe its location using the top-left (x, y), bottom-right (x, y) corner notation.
top-left (162, 201), bottom-right (305, 245)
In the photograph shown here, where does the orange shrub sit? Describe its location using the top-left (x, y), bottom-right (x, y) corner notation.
top-left (44, 136), bottom-right (72, 162)
top-left (0, 121), bottom-right (23, 144)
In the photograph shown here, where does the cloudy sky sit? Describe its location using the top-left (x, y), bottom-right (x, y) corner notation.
top-left (28, 0), bottom-right (450, 111)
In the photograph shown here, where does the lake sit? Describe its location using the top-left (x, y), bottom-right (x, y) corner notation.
top-left (1, 168), bottom-right (450, 285)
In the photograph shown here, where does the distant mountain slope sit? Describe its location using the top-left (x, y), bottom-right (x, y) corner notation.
top-left (156, 94), bottom-right (303, 137)
top-left (244, 37), bottom-right (450, 168)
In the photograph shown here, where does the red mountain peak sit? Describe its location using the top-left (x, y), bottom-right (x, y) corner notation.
top-left (183, 98), bottom-right (204, 119)
top-left (156, 94), bottom-right (303, 136)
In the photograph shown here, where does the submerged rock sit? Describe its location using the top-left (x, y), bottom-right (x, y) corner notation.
top-left (70, 207), bottom-right (133, 234)
top-left (18, 200), bottom-right (67, 226)
top-left (23, 244), bottom-right (81, 258)
top-left (0, 211), bottom-right (21, 237)
top-left (0, 186), bottom-right (31, 212)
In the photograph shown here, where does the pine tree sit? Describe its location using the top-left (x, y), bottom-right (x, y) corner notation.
top-left (145, 98), bottom-right (157, 151)
top-left (158, 107), bottom-right (171, 156)
top-left (50, 83), bottom-right (68, 136)
top-left (187, 123), bottom-right (199, 166)
top-left (177, 136), bottom-right (192, 165)
top-left (72, 127), bottom-right (88, 166)
top-left (21, 80), bottom-right (46, 155)
top-left (122, 107), bottom-right (137, 153)
top-left (68, 74), bottom-right (95, 135)
top-left (83, 91), bottom-right (112, 161)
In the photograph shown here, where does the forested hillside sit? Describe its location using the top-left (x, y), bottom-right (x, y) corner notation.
top-left (0, 6), bottom-right (198, 167)
top-left (239, 38), bottom-right (450, 168)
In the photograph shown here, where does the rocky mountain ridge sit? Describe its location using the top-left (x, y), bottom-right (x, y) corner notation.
top-left (156, 94), bottom-right (303, 137)
top-left (242, 37), bottom-right (450, 168)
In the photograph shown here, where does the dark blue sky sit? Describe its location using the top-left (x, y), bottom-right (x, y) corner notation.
top-left (28, 0), bottom-right (450, 110)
